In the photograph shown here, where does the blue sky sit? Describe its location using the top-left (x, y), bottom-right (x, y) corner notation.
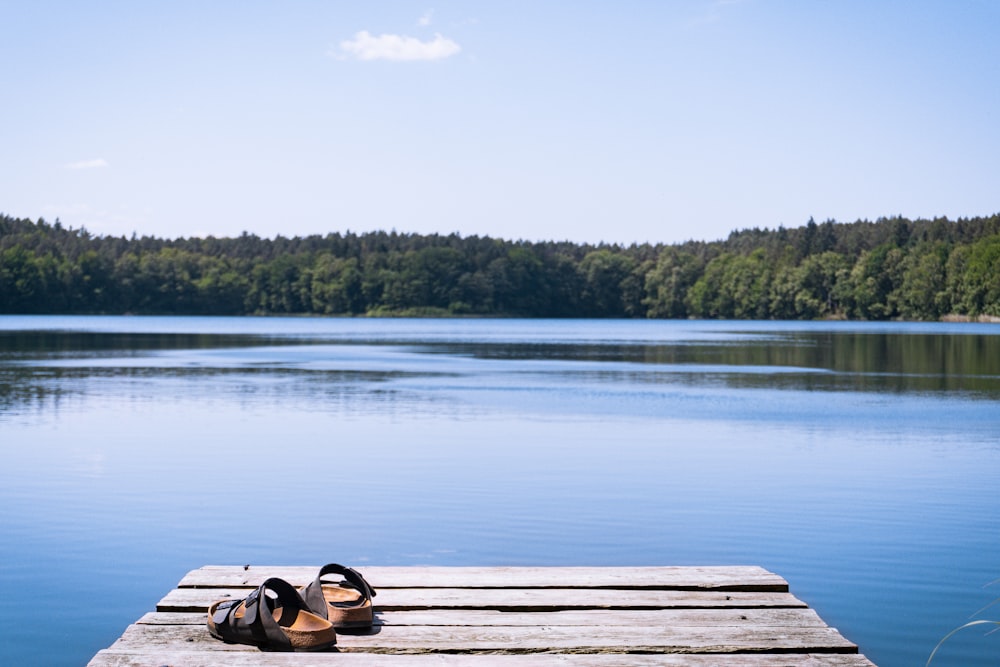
top-left (2, 1), bottom-right (997, 245)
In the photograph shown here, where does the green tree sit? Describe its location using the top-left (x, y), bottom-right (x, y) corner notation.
top-left (71, 250), bottom-right (115, 312)
top-left (687, 253), bottom-right (736, 318)
top-left (643, 249), bottom-right (703, 318)
top-left (943, 245), bottom-right (970, 316)
top-left (848, 244), bottom-right (904, 319)
top-left (399, 247), bottom-right (467, 311)
top-left (247, 253), bottom-right (311, 313)
top-left (956, 234), bottom-right (1000, 316)
top-left (310, 255), bottom-right (363, 314)
top-left (132, 248), bottom-right (202, 313)
top-left (488, 247), bottom-right (547, 315)
top-left (724, 249), bottom-right (772, 319)
top-left (579, 249), bottom-right (638, 317)
top-left (799, 251), bottom-right (850, 318)
top-left (0, 247), bottom-right (48, 312)
top-left (896, 242), bottom-right (950, 320)
top-left (195, 258), bottom-right (250, 315)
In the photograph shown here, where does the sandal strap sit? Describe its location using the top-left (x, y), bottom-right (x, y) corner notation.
top-left (214, 578), bottom-right (301, 650)
top-left (302, 563), bottom-right (376, 619)
top-left (211, 599), bottom-right (242, 628)
top-left (253, 579), bottom-right (296, 650)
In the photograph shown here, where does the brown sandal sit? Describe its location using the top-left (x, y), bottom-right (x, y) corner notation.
top-left (300, 563), bottom-right (377, 630)
top-left (208, 577), bottom-right (337, 651)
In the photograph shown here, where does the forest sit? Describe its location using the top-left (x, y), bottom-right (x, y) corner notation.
top-left (1, 212), bottom-right (999, 320)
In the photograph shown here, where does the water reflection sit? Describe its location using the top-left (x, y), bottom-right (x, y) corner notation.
top-left (421, 331), bottom-right (1000, 383)
top-left (0, 366), bottom-right (425, 418)
top-left (0, 330), bottom-right (303, 357)
top-left (3, 325), bottom-right (999, 419)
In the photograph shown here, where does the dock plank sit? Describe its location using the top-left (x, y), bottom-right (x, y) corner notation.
top-left (137, 607), bottom-right (830, 628)
top-left (158, 587), bottom-right (808, 612)
top-left (89, 651), bottom-right (877, 667)
top-left (87, 565), bottom-right (876, 667)
top-left (111, 622), bottom-right (860, 654)
top-left (179, 565), bottom-right (789, 591)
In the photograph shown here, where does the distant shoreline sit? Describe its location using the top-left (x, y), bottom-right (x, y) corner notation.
top-left (3, 213), bottom-right (999, 321)
top-left (940, 314), bottom-right (1000, 323)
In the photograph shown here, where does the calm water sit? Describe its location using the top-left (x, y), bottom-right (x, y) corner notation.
top-left (1, 316), bottom-right (999, 666)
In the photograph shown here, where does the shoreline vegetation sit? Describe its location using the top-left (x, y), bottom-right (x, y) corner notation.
top-left (1, 212), bottom-right (998, 321)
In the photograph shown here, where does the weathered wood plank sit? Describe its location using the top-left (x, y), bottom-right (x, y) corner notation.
top-left (179, 566), bottom-right (788, 591)
top-left (158, 587), bottom-right (808, 613)
top-left (89, 649), bottom-right (878, 667)
top-left (88, 566), bottom-right (876, 667)
top-left (110, 622), bottom-right (859, 654)
top-left (137, 607), bottom-right (829, 628)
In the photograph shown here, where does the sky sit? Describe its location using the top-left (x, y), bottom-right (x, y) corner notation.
top-left (1, 1), bottom-right (998, 245)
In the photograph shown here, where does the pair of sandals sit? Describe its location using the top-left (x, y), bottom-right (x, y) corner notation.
top-left (207, 563), bottom-right (377, 652)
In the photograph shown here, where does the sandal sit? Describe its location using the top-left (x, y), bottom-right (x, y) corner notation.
top-left (300, 563), bottom-right (377, 630)
top-left (207, 577), bottom-right (337, 651)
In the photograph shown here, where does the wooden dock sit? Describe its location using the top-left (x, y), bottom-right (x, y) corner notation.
top-left (87, 565), bottom-right (876, 666)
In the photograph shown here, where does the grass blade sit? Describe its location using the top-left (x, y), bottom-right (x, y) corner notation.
top-left (926, 619), bottom-right (1000, 666)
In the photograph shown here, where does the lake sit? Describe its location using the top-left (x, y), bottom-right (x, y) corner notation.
top-left (1, 316), bottom-right (998, 666)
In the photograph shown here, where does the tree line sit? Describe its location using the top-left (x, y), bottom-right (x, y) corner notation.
top-left (1, 212), bottom-right (998, 319)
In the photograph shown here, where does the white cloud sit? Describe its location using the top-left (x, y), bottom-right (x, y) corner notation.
top-left (417, 10), bottom-right (434, 27)
top-left (64, 158), bottom-right (109, 170)
top-left (336, 30), bottom-right (460, 61)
